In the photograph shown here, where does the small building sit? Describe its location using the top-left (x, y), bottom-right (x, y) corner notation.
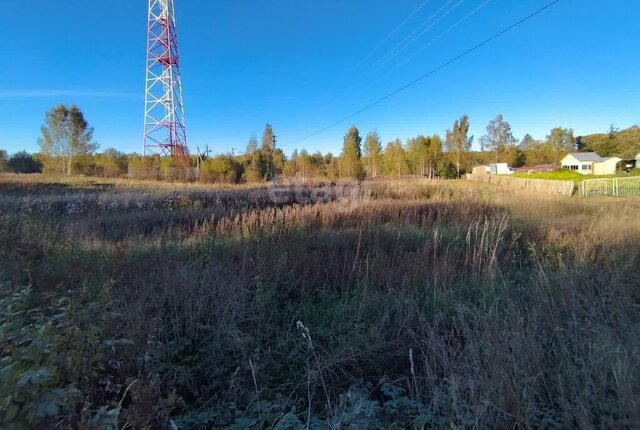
top-left (561, 152), bottom-right (621, 175)
top-left (472, 165), bottom-right (490, 175)
top-left (488, 163), bottom-right (514, 175)
top-left (636, 153), bottom-right (640, 169)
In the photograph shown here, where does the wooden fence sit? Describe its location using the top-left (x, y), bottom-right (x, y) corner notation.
top-left (466, 174), bottom-right (575, 196)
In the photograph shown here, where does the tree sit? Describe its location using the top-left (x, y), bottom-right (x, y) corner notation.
top-left (445, 115), bottom-right (472, 177)
top-left (428, 134), bottom-right (443, 178)
top-left (574, 136), bottom-right (587, 151)
top-left (38, 104), bottom-right (97, 175)
top-left (407, 135), bottom-right (439, 177)
top-left (200, 155), bottom-right (242, 184)
top-left (95, 149), bottom-right (129, 177)
top-left (519, 134), bottom-right (536, 149)
top-left (545, 127), bottom-right (574, 165)
top-left (438, 162), bottom-right (458, 179)
top-left (246, 135), bottom-right (258, 155)
top-left (481, 114), bottom-right (516, 162)
top-left (260, 124), bottom-right (278, 179)
top-left (0, 149), bottom-right (7, 172)
top-left (7, 151), bottom-right (43, 174)
top-left (519, 134), bottom-right (550, 165)
top-left (261, 123), bottom-right (275, 152)
top-left (363, 131), bottom-right (382, 178)
top-left (599, 124), bottom-right (619, 157)
top-left (383, 139), bottom-right (406, 178)
top-left (339, 126), bottom-right (363, 179)
top-left (297, 149), bottom-right (313, 183)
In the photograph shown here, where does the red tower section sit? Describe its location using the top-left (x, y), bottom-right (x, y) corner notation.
top-left (144, 0), bottom-right (188, 159)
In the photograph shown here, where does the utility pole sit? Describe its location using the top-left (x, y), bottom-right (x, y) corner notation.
top-left (271, 134), bottom-right (277, 180)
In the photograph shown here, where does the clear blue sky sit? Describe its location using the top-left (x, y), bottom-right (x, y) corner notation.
top-left (1, 0), bottom-right (639, 156)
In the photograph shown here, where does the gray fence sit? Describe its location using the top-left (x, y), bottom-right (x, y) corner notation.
top-left (466, 174), bottom-right (575, 196)
top-left (579, 176), bottom-right (640, 197)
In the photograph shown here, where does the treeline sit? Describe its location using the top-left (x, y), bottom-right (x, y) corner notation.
top-left (3, 104), bottom-right (638, 182)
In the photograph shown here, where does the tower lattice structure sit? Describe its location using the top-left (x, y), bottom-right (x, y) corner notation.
top-left (144, 0), bottom-right (188, 159)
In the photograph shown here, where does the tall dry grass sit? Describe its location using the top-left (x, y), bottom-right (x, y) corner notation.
top-left (0, 177), bottom-right (638, 428)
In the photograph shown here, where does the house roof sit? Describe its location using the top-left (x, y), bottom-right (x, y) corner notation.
top-left (601, 157), bottom-right (622, 163)
top-left (568, 152), bottom-right (605, 162)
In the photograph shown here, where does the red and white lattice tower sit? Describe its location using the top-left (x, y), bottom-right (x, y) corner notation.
top-left (143, 0), bottom-right (188, 159)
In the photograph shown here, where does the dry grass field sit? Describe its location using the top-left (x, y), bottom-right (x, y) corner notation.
top-left (1, 174), bottom-right (639, 429)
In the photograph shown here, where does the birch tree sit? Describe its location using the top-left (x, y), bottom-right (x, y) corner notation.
top-left (38, 104), bottom-right (97, 175)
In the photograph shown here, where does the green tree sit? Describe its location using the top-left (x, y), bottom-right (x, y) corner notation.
top-left (260, 124), bottom-right (279, 180)
top-left (481, 114), bottom-right (516, 162)
top-left (445, 115), bottom-right (473, 177)
top-left (71, 154), bottom-right (97, 176)
top-left (339, 126), bottom-right (363, 179)
top-left (296, 149), bottom-right (313, 183)
top-left (383, 139), bottom-right (406, 179)
top-left (38, 104), bottom-right (98, 175)
top-left (261, 123), bottom-right (275, 152)
top-left (200, 155), bottom-right (241, 183)
top-left (428, 134), bottom-right (443, 178)
top-left (363, 131), bottom-right (383, 178)
top-left (574, 136), bottom-right (587, 151)
top-left (7, 151), bottom-right (43, 174)
top-left (438, 161), bottom-right (458, 179)
top-left (545, 127), bottom-right (574, 165)
top-left (0, 149), bottom-right (7, 172)
top-left (519, 134), bottom-right (550, 165)
top-left (407, 135), bottom-right (440, 177)
top-left (599, 124), bottom-right (619, 156)
top-left (95, 149), bottom-right (129, 177)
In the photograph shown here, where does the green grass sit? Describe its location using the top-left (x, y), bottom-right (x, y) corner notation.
top-left (0, 178), bottom-right (639, 428)
top-left (512, 168), bottom-right (640, 182)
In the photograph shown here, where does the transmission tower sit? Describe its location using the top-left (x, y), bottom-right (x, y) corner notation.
top-left (143, 0), bottom-right (189, 159)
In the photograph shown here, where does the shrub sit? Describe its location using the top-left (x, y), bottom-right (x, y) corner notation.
top-left (199, 156), bottom-right (242, 183)
top-left (7, 151), bottom-right (43, 174)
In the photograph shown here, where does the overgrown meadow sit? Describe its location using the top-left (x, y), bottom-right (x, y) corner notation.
top-left (0, 176), bottom-right (638, 429)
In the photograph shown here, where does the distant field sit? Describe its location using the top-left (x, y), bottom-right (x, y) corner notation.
top-left (1, 176), bottom-right (638, 428)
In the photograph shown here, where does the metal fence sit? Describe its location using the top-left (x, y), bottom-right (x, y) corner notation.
top-left (579, 176), bottom-right (640, 197)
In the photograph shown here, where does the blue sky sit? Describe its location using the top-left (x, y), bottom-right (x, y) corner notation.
top-left (1, 0), bottom-right (639, 156)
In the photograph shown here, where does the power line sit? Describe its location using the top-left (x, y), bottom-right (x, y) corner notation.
top-left (298, 0), bottom-right (561, 142)
top-left (321, 0), bottom-right (434, 110)
top-left (370, 0), bottom-right (462, 73)
top-left (361, 0), bottom-right (433, 64)
top-left (392, 0), bottom-right (493, 74)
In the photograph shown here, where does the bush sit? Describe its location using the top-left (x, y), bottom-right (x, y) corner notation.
top-left (437, 161), bottom-right (458, 179)
top-left (7, 151), bottom-right (43, 174)
top-left (128, 155), bottom-right (159, 180)
top-left (95, 149), bottom-right (129, 178)
top-left (71, 153), bottom-right (98, 176)
top-left (199, 156), bottom-right (242, 183)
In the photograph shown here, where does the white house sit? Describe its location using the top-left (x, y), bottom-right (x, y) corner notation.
top-left (636, 153), bottom-right (640, 169)
top-left (561, 152), bottom-right (622, 175)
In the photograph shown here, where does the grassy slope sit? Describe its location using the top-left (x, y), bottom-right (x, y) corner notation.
top-left (582, 125), bottom-right (640, 158)
top-left (512, 168), bottom-right (640, 182)
top-left (0, 178), bottom-right (639, 428)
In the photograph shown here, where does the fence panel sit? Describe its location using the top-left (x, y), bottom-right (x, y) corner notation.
top-left (466, 174), bottom-right (575, 196)
top-left (579, 177), bottom-right (640, 197)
